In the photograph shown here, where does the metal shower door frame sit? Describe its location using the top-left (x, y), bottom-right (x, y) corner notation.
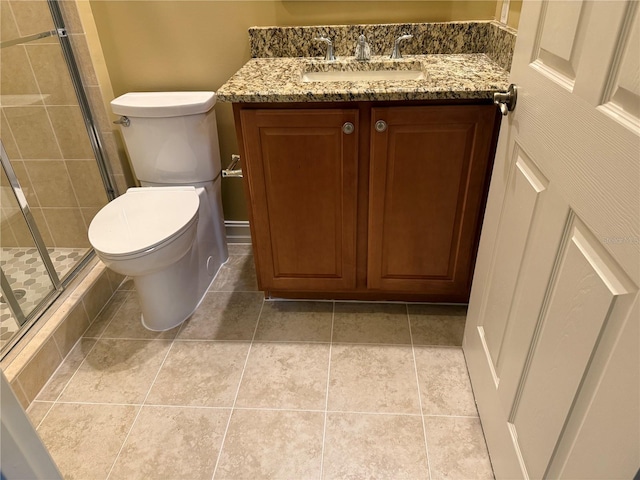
top-left (0, 141), bottom-right (63, 319)
top-left (47, 0), bottom-right (116, 201)
top-left (0, 0), bottom-right (116, 356)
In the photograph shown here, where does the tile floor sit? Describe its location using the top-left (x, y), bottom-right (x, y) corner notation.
top-left (1, 247), bottom-right (87, 347)
top-left (26, 245), bottom-right (494, 480)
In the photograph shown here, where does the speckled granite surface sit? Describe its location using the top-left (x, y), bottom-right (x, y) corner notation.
top-left (249, 21), bottom-right (515, 70)
top-left (217, 54), bottom-right (509, 103)
top-left (250, 22), bottom-right (486, 57)
top-left (486, 22), bottom-right (517, 71)
top-left (218, 21), bottom-right (514, 103)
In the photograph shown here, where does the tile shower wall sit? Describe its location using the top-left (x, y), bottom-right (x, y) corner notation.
top-left (59, 0), bottom-right (135, 197)
top-left (0, 0), bottom-right (132, 250)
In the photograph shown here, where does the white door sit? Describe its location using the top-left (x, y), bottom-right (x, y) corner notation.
top-left (1, 371), bottom-right (62, 479)
top-left (464, 1), bottom-right (640, 478)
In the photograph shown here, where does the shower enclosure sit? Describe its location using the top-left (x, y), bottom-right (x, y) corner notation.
top-left (0, 0), bottom-right (114, 355)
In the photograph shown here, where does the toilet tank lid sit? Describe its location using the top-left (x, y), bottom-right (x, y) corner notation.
top-left (111, 92), bottom-right (216, 118)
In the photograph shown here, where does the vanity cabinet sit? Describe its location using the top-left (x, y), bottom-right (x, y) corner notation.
top-left (238, 108), bottom-right (359, 292)
top-left (368, 105), bottom-right (497, 298)
top-left (234, 102), bottom-right (499, 302)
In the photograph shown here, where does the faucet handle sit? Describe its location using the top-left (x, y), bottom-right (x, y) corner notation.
top-left (313, 37), bottom-right (336, 61)
top-left (390, 33), bottom-right (414, 59)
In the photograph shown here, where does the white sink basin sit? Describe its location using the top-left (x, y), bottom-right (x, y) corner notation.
top-left (301, 59), bottom-right (426, 83)
top-left (302, 69), bottom-right (425, 82)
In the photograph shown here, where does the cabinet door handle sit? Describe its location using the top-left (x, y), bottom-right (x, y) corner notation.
top-left (342, 122), bottom-right (355, 134)
top-left (375, 120), bottom-right (387, 132)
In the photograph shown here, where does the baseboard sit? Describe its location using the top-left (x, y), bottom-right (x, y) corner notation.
top-left (225, 220), bottom-right (251, 244)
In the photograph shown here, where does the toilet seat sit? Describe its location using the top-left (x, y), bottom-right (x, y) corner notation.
top-left (88, 187), bottom-right (200, 258)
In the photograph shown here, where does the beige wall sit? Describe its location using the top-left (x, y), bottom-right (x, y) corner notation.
top-left (494, 0), bottom-right (522, 29)
top-left (90, 1), bottom-right (504, 220)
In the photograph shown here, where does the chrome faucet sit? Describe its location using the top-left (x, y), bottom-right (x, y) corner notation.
top-left (355, 34), bottom-right (371, 61)
top-left (390, 34), bottom-right (414, 59)
top-left (313, 37), bottom-right (336, 61)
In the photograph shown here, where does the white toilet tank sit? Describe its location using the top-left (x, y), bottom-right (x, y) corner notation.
top-left (111, 92), bottom-right (221, 184)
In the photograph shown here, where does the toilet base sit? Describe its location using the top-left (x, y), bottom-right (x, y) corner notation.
top-left (138, 272), bottom-right (214, 332)
top-left (139, 263), bottom-right (219, 331)
top-left (131, 184), bottom-right (228, 331)
top-left (142, 259), bottom-right (227, 332)
top-left (133, 250), bottom-right (226, 331)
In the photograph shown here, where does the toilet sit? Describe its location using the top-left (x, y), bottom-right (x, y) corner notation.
top-left (88, 91), bottom-right (228, 331)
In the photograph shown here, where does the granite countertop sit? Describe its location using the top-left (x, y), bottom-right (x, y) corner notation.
top-left (217, 53), bottom-right (510, 103)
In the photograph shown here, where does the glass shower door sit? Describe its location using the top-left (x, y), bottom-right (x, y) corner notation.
top-left (0, 0), bottom-right (112, 355)
top-left (1, 143), bottom-right (58, 348)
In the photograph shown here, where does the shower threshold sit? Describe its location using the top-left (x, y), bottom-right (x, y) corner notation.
top-left (1, 247), bottom-right (86, 348)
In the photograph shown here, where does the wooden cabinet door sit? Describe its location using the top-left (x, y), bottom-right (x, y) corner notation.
top-left (240, 108), bottom-right (358, 292)
top-left (368, 105), bottom-right (497, 299)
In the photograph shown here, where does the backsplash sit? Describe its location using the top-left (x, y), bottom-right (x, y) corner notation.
top-left (249, 21), bottom-right (516, 71)
top-left (484, 22), bottom-right (517, 71)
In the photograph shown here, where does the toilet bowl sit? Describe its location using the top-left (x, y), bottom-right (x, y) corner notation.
top-left (89, 187), bottom-right (199, 277)
top-left (89, 187), bottom-right (206, 330)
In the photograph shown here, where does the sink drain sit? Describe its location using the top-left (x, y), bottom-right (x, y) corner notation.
top-left (0, 289), bottom-right (26, 304)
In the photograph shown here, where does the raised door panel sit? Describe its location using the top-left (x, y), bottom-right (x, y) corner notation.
top-left (368, 105), bottom-right (497, 298)
top-left (480, 148), bottom-right (550, 367)
top-left (511, 216), bottom-right (636, 480)
top-left (547, 298), bottom-right (639, 479)
top-left (240, 109), bottom-right (358, 292)
top-left (599, 3), bottom-right (640, 131)
top-left (533, 0), bottom-right (588, 88)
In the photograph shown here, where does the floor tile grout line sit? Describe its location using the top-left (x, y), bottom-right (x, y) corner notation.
top-left (32, 292), bottom-right (133, 428)
top-left (104, 331), bottom-right (178, 480)
top-left (93, 291), bottom-right (134, 341)
top-left (165, 338), bottom-right (330, 345)
top-left (158, 339), bottom-right (458, 347)
top-left (34, 397), bottom-right (441, 417)
top-left (422, 413), bottom-right (481, 419)
top-left (331, 340), bottom-right (413, 347)
top-left (173, 315), bottom-right (189, 338)
top-left (319, 300), bottom-right (335, 480)
top-left (39, 399), bottom-right (432, 417)
top-left (137, 339), bottom-right (466, 347)
top-left (324, 408), bottom-right (423, 417)
top-left (89, 336), bottom-right (183, 342)
top-left (229, 406), bottom-right (326, 414)
top-left (411, 344), bottom-right (466, 349)
top-left (408, 303), bottom-right (433, 480)
top-left (211, 297), bottom-right (265, 480)
top-left (44, 400), bottom-right (145, 407)
top-left (32, 345), bottom-right (90, 429)
top-left (48, 400), bottom-right (229, 410)
top-left (30, 401), bottom-right (55, 432)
